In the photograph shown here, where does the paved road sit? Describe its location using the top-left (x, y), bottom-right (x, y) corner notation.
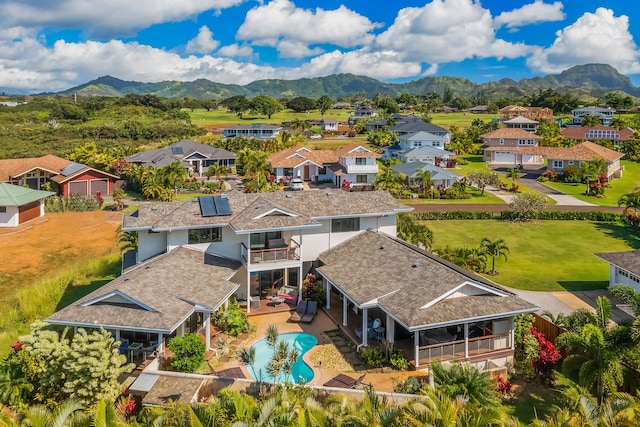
top-left (408, 203), bottom-right (623, 213)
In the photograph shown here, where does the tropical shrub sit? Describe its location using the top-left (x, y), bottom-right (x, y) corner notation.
top-left (530, 327), bottom-right (561, 384)
top-left (563, 166), bottom-right (583, 183)
top-left (389, 350), bottom-right (410, 371)
top-left (393, 375), bottom-right (422, 394)
top-left (167, 333), bottom-right (205, 373)
top-left (361, 347), bottom-right (385, 368)
top-left (214, 299), bottom-right (250, 337)
top-left (45, 194), bottom-right (101, 212)
top-left (495, 375), bottom-right (513, 398)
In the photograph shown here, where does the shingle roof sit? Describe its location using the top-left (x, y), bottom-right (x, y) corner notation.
top-left (482, 128), bottom-right (541, 139)
top-left (397, 146), bottom-right (454, 158)
top-left (267, 146), bottom-right (338, 168)
top-left (391, 162), bottom-right (462, 181)
top-left (484, 142), bottom-right (624, 162)
top-left (560, 126), bottom-right (634, 141)
top-left (228, 197), bottom-right (319, 232)
top-left (125, 140), bottom-right (235, 167)
top-left (0, 183), bottom-right (55, 206)
top-left (0, 154), bottom-right (72, 182)
top-left (504, 117), bottom-right (538, 124)
top-left (123, 190), bottom-right (412, 231)
top-left (391, 121), bottom-right (449, 134)
top-left (335, 144), bottom-right (381, 157)
top-left (224, 124), bottom-right (282, 130)
top-left (398, 131), bottom-right (449, 142)
top-left (317, 231), bottom-right (536, 329)
top-left (47, 247), bottom-right (241, 332)
top-left (594, 249), bottom-right (640, 276)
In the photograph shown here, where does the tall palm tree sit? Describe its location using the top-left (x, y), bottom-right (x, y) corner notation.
top-left (161, 161), bottom-right (189, 194)
top-left (618, 189), bottom-right (640, 228)
top-left (480, 237), bottom-right (509, 275)
top-left (242, 150), bottom-right (272, 193)
top-left (506, 167), bottom-right (519, 188)
top-left (415, 168), bottom-right (433, 194)
top-left (374, 166), bottom-right (402, 193)
top-left (115, 226), bottom-right (137, 255)
top-left (582, 115), bottom-right (601, 127)
top-left (397, 213), bottom-right (433, 250)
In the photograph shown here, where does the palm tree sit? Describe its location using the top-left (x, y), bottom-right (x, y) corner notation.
top-left (397, 213), bottom-right (433, 250)
top-left (506, 167), bottom-right (519, 190)
top-left (415, 168), bottom-right (433, 194)
top-left (18, 399), bottom-right (84, 427)
top-left (582, 115), bottom-right (601, 127)
top-left (610, 116), bottom-right (628, 130)
top-left (241, 150), bottom-right (272, 192)
top-left (373, 166), bottom-right (402, 193)
top-left (0, 363), bottom-right (33, 409)
top-left (618, 189), bottom-right (640, 228)
top-left (161, 161), bottom-right (189, 194)
top-left (610, 284), bottom-right (640, 340)
top-left (480, 237), bottom-right (509, 275)
top-left (116, 226), bottom-right (137, 255)
top-left (430, 361), bottom-right (502, 407)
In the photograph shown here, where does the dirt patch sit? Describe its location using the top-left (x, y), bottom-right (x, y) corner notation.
top-left (0, 211), bottom-right (122, 303)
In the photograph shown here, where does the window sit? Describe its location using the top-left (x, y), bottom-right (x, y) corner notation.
top-left (250, 231), bottom-right (281, 249)
top-left (318, 166), bottom-right (326, 175)
top-left (355, 157), bottom-right (367, 165)
top-left (332, 217), bottom-right (360, 233)
top-left (499, 138), bottom-right (504, 145)
top-left (0, 207), bottom-right (5, 213)
top-left (356, 175), bottom-right (368, 183)
top-left (568, 161), bottom-right (574, 165)
top-left (283, 168), bottom-right (293, 177)
top-left (552, 160), bottom-right (564, 169)
top-left (188, 228), bottom-right (222, 244)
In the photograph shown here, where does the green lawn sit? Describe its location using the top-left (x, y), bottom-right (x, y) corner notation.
top-left (543, 161), bottom-right (640, 207)
top-left (426, 219), bottom-right (639, 291)
top-left (190, 108), bottom-right (353, 126)
top-left (398, 186), bottom-right (505, 205)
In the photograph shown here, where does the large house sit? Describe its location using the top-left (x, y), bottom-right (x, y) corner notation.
top-left (320, 118), bottom-right (339, 131)
top-left (349, 106), bottom-right (377, 121)
top-left (595, 249), bottom-right (640, 292)
top-left (503, 117), bottom-right (538, 132)
top-left (222, 124), bottom-right (282, 139)
top-left (571, 106), bottom-right (615, 125)
top-left (560, 125), bottom-right (634, 148)
top-left (267, 145), bottom-right (379, 189)
top-left (125, 140), bottom-right (236, 176)
top-left (47, 190), bottom-right (536, 369)
top-left (481, 128), bottom-right (541, 164)
top-left (0, 154), bottom-right (119, 196)
top-left (499, 105), bottom-right (554, 121)
top-left (0, 183), bottom-right (54, 227)
top-left (390, 162), bottom-right (463, 189)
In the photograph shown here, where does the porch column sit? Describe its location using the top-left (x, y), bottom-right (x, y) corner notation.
top-left (224, 299), bottom-right (229, 310)
top-left (326, 282), bottom-right (331, 309)
top-left (414, 332), bottom-right (420, 368)
top-left (246, 273), bottom-right (251, 314)
top-left (511, 317), bottom-right (515, 349)
top-left (361, 307), bottom-right (368, 347)
top-left (157, 333), bottom-right (163, 355)
top-left (114, 330), bottom-right (120, 342)
top-left (464, 323), bottom-right (469, 358)
top-left (298, 267), bottom-right (303, 303)
top-left (205, 314), bottom-right (211, 350)
top-left (342, 295), bottom-right (348, 327)
top-left (385, 313), bottom-right (395, 342)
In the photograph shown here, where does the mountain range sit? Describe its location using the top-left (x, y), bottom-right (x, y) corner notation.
top-left (44, 64), bottom-right (640, 100)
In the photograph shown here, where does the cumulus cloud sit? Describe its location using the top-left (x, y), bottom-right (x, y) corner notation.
top-left (185, 26), bottom-right (220, 54)
top-left (217, 43), bottom-right (254, 58)
top-left (527, 8), bottom-right (640, 74)
top-left (236, 0), bottom-right (381, 58)
top-left (376, 0), bottom-right (531, 66)
top-left (494, 1), bottom-right (565, 29)
top-left (0, 0), bottom-right (246, 38)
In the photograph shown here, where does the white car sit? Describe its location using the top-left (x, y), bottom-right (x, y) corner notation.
top-left (309, 134), bottom-right (322, 139)
top-left (289, 178), bottom-right (304, 191)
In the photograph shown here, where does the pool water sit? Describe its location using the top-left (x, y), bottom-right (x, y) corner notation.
top-left (248, 332), bottom-right (318, 384)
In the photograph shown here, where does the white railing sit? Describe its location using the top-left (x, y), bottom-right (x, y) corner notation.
top-left (346, 164), bottom-right (378, 174)
top-left (417, 333), bottom-right (512, 364)
top-left (240, 241), bottom-right (300, 266)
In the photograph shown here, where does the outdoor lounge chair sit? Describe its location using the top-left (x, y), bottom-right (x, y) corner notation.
top-left (300, 300), bottom-right (317, 323)
top-left (355, 318), bottom-right (381, 340)
top-left (323, 373), bottom-right (366, 389)
top-left (215, 367), bottom-right (247, 379)
top-left (289, 300), bottom-right (307, 322)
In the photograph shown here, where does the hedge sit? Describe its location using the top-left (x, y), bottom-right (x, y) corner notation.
top-left (411, 211), bottom-right (623, 222)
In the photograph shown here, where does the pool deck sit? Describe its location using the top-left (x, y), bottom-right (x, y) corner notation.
top-left (211, 309), bottom-right (420, 392)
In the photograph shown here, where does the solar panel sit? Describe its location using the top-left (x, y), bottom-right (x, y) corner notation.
top-left (60, 162), bottom-right (86, 176)
top-left (199, 196), bottom-right (217, 217)
top-left (171, 147), bottom-right (184, 155)
top-left (213, 195), bottom-right (231, 216)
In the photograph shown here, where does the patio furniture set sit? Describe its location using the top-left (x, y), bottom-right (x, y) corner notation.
top-left (288, 300), bottom-right (318, 323)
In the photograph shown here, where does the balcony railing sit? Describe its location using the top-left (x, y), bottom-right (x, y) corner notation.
top-left (417, 333), bottom-right (512, 364)
top-left (240, 239), bottom-right (300, 266)
top-left (346, 164), bottom-right (378, 174)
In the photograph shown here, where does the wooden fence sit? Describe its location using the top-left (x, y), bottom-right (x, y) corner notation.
top-left (532, 313), bottom-right (566, 343)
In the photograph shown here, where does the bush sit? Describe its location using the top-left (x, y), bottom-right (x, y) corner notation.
top-left (167, 333), bottom-right (205, 373)
top-left (563, 166), bottom-right (583, 183)
top-left (413, 211), bottom-right (494, 220)
top-left (45, 194), bottom-right (101, 212)
top-left (500, 210), bottom-right (622, 222)
top-left (393, 375), bottom-right (422, 394)
top-left (361, 347), bottom-right (385, 368)
top-left (389, 350), bottom-right (410, 370)
top-left (214, 298), bottom-right (250, 337)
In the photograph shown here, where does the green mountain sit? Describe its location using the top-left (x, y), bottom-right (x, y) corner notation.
top-left (52, 63), bottom-right (640, 100)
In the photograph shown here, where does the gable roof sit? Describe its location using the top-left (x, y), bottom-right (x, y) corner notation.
top-left (398, 131), bottom-right (450, 142)
top-left (267, 146), bottom-right (338, 168)
top-left (316, 231), bottom-right (536, 329)
top-left (482, 128), bottom-right (541, 139)
top-left (47, 247), bottom-right (241, 332)
top-left (484, 141), bottom-right (624, 162)
top-left (0, 183), bottom-right (55, 206)
top-left (391, 121), bottom-right (449, 134)
top-left (224, 124), bottom-right (282, 131)
top-left (397, 146), bottom-right (454, 157)
top-left (0, 154), bottom-right (73, 182)
top-left (504, 117), bottom-right (538, 124)
top-left (560, 125), bottom-right (634, 141)
top-left (594, 249), bottom-right (640, 277)
top-left (228, 197), bottom-right (320, 232)
top-left (123, 190), bottom-right (412, 231)
top-left (125, 140), bottom-right (236, 167)
top-left (391, 162), bottom-right (462, 181)
top-left (335, 144), bottom-right (381, 157)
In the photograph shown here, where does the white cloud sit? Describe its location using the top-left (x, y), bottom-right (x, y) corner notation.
top-left (375, 0), bottom-right (531, 66)
top-left (527, 8), bottom-right (640, 74)
top-left (185, 26), bottom-right (220, 54)
top-left (494, 1), bottom-right (565, 29)
top-left (217, 44), bottom-right (254, 58)
top-left (236, 0), bottom-right (380, 58)
top-left (0, 0), bottom-right (246, 38)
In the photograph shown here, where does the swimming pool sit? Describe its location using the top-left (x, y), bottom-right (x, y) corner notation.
top-left (248, 332), bottom-right (318, 384)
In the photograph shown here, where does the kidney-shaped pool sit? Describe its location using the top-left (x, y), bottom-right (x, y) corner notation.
top-left (248, 332), bottom-right (318, 384)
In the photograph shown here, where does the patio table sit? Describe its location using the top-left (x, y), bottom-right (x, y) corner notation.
top-left (128, 342), bottom-right (143, 363)
top-left (271, 296), bottom-right (286, 307)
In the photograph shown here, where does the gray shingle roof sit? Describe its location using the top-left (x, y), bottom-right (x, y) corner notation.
top-left (397, 146), bottom-right (454, 158)
top-left (594, 249), bottom-right (640, 276)
top-left (125, 140), bottom-right (236, 168)
top-left (391, 162), bottom-right (462, 181)
top-left (123, 190), bottom-right (412, 231)
top-left (47, 247), bottom-right (240, 333)
top-left (317, 231), bottom-right (537, 329)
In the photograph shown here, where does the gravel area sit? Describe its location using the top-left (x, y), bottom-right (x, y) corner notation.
top-left (309, 330), bottom-right (367, 372)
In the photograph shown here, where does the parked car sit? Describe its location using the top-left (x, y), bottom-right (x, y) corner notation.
top-left (289, 178), bottom-right (304, 191)
top-left (309, 134), bottom-right (322, 139)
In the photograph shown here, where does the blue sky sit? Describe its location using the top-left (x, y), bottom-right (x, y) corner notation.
top-left (1, 0), bottom-right (640, 93)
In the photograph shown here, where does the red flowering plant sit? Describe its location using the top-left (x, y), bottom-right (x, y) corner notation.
top-left (116, 395), bottom-right (137, 417)
top-left (341, 179), bottom-right (352, 191)
top-left (495, 375), bottom-right (513, 398)
top-left (11, 341), bottom-right (23, 351)
top-left (95, 191), bottom-right (104, 208)
top-left (530, 327), bottom-right (561, 384)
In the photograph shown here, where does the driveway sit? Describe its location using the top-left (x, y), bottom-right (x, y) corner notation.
top-left (490, 164), bottom-right (596, 206)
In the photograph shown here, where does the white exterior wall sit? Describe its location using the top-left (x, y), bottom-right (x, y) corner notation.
top-left (167, 230), bottom-right (188, 252)
top-left (138, 231), bottom-right (168, 261)
top-left (0, 206), bottom-right (19, 227)
top-left (612, 266), bottom-right (640, 292)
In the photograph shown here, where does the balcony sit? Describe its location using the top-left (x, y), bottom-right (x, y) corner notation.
top-left (416, 332), bottom-right (512, 365)
top-left (345, 164), bottom-right (378, 174)
top-left (240, 239), bottom-right (300, 267)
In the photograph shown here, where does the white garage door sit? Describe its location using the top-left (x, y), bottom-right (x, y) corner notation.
top-left (494, 152), bottom-right (515, 163)
top-left (522, 154), bottom-right (537, 163)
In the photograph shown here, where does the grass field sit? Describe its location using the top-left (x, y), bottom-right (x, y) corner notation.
top-left (543, 161), bottom-right (640, 207)
top-left (426, 219), bottom-right (639, 291)
top-left (398, 186), bottom-right (506, 204)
